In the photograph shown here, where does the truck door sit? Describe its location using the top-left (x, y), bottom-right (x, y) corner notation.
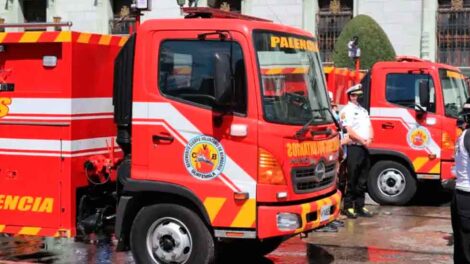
top-left (371, 70), bottom-right (442, 179)
top-left (133, 30), bottom-right (258, 229)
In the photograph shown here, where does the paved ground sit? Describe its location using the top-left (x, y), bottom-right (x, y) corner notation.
top-left (0, 185), bottom-right (455, 263)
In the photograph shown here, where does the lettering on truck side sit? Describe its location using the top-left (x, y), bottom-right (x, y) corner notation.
top-left (0, 195), bottom-right (54, 213)
top-left (0, 97), bottom-right (11, 118)
top-left (286, 138), bottom-right (340, 157)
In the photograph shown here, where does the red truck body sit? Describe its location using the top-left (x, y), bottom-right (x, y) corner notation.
top-left (0, 8), bottom-right (341, 262)
top-left (0, 31), bottom-right (124, 236)
top-left (326, 57), bottom-right (469, 205)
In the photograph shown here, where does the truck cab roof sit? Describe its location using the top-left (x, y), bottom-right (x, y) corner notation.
top-left (139, 8), bottom-right (316, 40)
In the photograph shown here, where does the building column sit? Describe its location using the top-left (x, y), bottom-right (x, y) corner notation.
top-left (302, 0), bottom-right (318, 36)
top-left (421, 0), bottom-right (438, 61)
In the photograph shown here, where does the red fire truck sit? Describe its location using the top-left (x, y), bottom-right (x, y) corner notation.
top-left (0, 8), bottom-right (341, 263)
top-left (326, 56), bottom-right (468, 205)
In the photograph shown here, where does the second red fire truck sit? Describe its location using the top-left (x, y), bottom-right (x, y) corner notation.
top-left (326, 56), bottom-right (468, 205)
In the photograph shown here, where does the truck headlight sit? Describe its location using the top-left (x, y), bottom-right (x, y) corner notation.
top-left (276, 213), bottom-right (300, 231)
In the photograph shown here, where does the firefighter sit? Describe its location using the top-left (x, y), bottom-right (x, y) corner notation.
top-left (339, 84), bottom-right (373, 219)
top-left (452, 100), bottom-right (470, 264)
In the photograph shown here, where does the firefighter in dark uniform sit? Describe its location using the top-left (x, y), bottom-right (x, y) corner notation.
top-left (339, 84), bottom-right (373, 218)
top-left (452, 100), bottom-right (470, 263)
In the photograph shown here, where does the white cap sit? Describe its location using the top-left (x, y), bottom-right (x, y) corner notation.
top-left (346, 84), bottom-right (363, 95)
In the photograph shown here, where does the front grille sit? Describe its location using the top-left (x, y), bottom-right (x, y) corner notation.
top-left (291, 162), bottom-right (336, 194)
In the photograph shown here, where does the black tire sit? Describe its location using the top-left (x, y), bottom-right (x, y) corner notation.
top-left (367, 160), bottom-right (417, 205)
top-left (130, 203), bottom-right (215, 264)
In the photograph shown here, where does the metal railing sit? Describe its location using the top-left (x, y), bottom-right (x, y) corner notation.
top-left (317, 11), bottom-right (352, 63)
top-left (0, 21), bottom-right (72, 31)
top-left (437, 8), bottom-right (470, 66)
top-left (109, 17), bottom-right (136, 35)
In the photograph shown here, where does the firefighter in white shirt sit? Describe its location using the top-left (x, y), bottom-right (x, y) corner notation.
top-left (339, 84), bottom-right (374, 218)
top-left (452, 100), bottom-right (470, 264)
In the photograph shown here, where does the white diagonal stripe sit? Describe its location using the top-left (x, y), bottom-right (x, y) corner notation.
top-left (133, 102), bottom-right (256, 197)
top-left (370, 107), bottom-right (441, 158)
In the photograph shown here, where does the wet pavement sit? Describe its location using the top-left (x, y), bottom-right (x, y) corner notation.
top-left (0, 188), bottom-right (454, 263)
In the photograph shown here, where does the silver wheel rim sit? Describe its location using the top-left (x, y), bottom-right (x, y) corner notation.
top-left (146, 217), bottom-right (192, 264)
top-left (377, 168), bottom-right (406, 197)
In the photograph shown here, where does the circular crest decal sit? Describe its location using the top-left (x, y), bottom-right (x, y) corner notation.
top-left (406, 126), bottom-right (431, 150)
top-left (183, 135), bottom-right (226, 180)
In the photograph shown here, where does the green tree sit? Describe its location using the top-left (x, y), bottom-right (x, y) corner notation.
top-left (332, 15), bottom-right (396, 69)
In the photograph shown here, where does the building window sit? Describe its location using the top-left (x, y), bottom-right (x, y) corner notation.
top-left (317, 0), bottom-right (353, 63)
top-left (21, 0), bottom-right (46, 23)
top-left (109, 0), bottom-right (136, 34)
top-left (208, 0), bottom-right (241, 13)
top-left (437, 0), bottom-right (470, 66)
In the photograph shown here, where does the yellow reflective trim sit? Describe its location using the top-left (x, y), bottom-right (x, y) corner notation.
top-left (19, 32), bottom-right (42, 43)
top-left (295, 202), bottom-right (312, 233)
top-left (0, 33), bottom-right (7, 43)
top-left (265, 68), bottom-right (283, 75)
top-left (18, 227), bottom-right (41, 235)
top-left (324, 66), bottom-right (334, 74)
top-left (54, 31), bottom-right (71, 42)
top-left (231, 199), bottom-right (256, 228)
top-left (413, 157), bottom-right (428, 171)
top-left (0, 224), bottom-right (4, 232)
top-left (77, 33), bottom-right (91, 43)
top-left (203, 197), bottom-right (226, 223)
top-left (98, 35), bottom-right (112, 45)
top-left (119, 36), bottom-right (129, 47)
top-left (292, 67), bottom-right (308, 74)
top-left (429, 162), bottom-right (441, 174)
top-left (447, 71), bottom-right (464, 79)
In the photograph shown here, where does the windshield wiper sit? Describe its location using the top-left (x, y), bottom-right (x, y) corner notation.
top-left (295, 108), bottom-right (328, 139)
top-left (294, 107), bottom-right (341, 139)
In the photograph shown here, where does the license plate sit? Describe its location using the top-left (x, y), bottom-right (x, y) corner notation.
top-left (320, 205), bottom-right (331, 222)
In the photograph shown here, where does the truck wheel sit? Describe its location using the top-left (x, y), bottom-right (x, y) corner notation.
top-left (368, 160), bottom-right (417, 205)
top-left (130, 203), bottom-right (215, 264)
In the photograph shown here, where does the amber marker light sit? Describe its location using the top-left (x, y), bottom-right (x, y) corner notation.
top-left (441, 131), bottom-right (455, 151)
top-left (258, 148), bottom-right (286, 185)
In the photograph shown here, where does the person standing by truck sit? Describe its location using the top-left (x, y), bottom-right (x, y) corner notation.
top-left (452, 100), bottom-right (470, 264)
top-left (339, 84), bottom-right (374, 219)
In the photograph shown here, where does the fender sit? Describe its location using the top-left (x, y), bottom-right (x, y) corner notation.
top-left (115, 176), bottom-right (211, 251)
top-left (368, 148), bottom-right (414, 173)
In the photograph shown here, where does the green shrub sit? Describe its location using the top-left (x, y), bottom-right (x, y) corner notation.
top-left (332, 14), bottom-right (396, 69)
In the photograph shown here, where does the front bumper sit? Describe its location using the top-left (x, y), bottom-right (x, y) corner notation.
top-left (257, 190), bottom-right (341, 239)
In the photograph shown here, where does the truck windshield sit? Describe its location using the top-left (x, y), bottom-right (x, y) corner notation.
top-left (440, 69), bottom-right (469, 118)
top-left (254, 31), bottom-right (331, 125)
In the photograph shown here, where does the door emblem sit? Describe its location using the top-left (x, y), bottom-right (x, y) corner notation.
top-left (184, 135), bottom-right (226, 180)
top-left (407, 126), bottom-right (431, 150)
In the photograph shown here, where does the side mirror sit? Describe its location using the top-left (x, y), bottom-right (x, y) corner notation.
top-left (418, 80), bottom-right (430, 110)
top-left (214, 52), bottom-right (233, 107)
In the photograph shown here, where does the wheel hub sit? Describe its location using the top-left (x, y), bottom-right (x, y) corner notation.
top-left (377, 168), bottom-right (406, 197)
top-left (160, 235), bottom-right (175, 252)
top-left (146, 218), bottom-right (192, 263)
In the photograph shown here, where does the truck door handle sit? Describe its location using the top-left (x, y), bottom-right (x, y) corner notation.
top-left (152, 134), bottom-right (174, 143)
top-left (382, 122), bottom-right (394, 129)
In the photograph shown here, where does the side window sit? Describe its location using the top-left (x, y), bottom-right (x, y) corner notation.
top-left (158, 40), bottom-right (247, 114)
top-left (385, 73), bottom-right (436, 113)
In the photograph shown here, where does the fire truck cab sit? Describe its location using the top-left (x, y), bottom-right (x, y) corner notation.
top-left (328, 56), bottom-right (468, 205)
top-left (0, 8), bottom-right (341, 263)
